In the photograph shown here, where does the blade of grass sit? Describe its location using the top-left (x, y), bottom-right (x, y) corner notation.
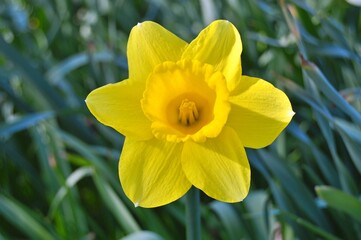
top-left (287, 122), bottom-right (339, 186)
top-left (248, 150), bottom-right (307, 238)
top-left (48, 167), bottom-right (94, 219)
top-left (316, 186), bottom-right (361, 223)
top-left (257, 149), bottom-right (331, 231)
top-left (92, 173), bottom-right (140, 234)
top-left (30, 126), bottom-right (60, 194)
top-left (209, 201), bottom-right (244, 240)
top-left (46, 51), bottom-right (119, 85)
top-left (280, 75), bottom-right (358, 194)
top-left (301, 58), bottom-right (361, 125)
top-left (0, 140), bottom-right (44, 193)
top-left (278, 211), bottom-right (341, 240)
top-left (121, 231), bottom-right (164, 240)
top-left (58, 130), bottom-right (119, 188)
top-left (0, 72), bottom-right (33, 112)
top-left (0, 36), bottom-right (65, 109)
top-left (0, 35), bottom-right (98, 142)
top-left (333, 118), bottom-right (361, 174)
top-left (30, 124), bottom-right (90, 237)
top-left (0, 195), bottom-right (57, 240)
top-left (243, 191), bottom-right (269, 240)
top-left (0, 111), bottom-right (54, 138)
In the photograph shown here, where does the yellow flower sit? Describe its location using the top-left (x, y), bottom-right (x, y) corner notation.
top-left (86, 20), bottom-right (294, 208)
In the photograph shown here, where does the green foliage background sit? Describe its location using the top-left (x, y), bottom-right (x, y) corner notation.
top-left (1, 0), bottom-right (361, 239)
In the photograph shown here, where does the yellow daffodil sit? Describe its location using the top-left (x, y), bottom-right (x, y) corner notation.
top-left (86, 20), bottom-right (294, 208)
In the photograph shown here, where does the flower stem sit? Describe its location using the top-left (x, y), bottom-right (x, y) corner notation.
top-left (185, 187), bottom-right (201, 240)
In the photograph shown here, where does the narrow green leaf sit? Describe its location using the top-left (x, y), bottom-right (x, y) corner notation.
top-left (308, 44), bottom-right (358, 60)
top-left (0, 195), bottom-right (56, 240)
top-left (93, 174), bottom-right (140, 233)
top-left (281, 76), bottom-right (358, 193)
top-left (133, 208), bottom-right (173, 240)
top-left (287, 122), bottom-right (339, 187)
top-left (0, 141), bottom-right (44, 192)
top-left (279, 211), bottom-right (341, 240)
top-left (0, 36), bottom-right (65, 109)
top-left (257, 150), bottom-right (330, 230)
top-left (333, 118), bottom-right (361, 174)
top-left (48, 167), bottom-right (94, 219)
top-left (243, 191), bottom-right (269, 240)
top-left (121, 231), bottom-right (164, 240)
top-left (46, 51), bottom-right (117, 84)
top-left (0, 73), bottom-right (33, 112)
top-left (59, 130), bottom-right (118, 187)
top-left (0, 112), bottom-right (54, 138)
top-left (316, 186), bottom-right (361, 223)
top-left (30, 126), bottom-right (59, 194)
top-left (0, 37), bottom-right (96, 142)
top-left (267, 182), bottom-right (307, 238)
top-left (209, 201), bottom-right (244, 240)
top-left (302, 58), bottom-right (361, 125)
top-left (278, 77), bottom-right (331, 119)
top-left (250, 149), bottom-right (306, 236)
top-left (310, 108), bottom-right (357, 194)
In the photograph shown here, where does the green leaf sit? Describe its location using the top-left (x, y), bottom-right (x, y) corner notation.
top-left (93, 174), bottom-right (140, 234)
top-left (59, 130), bottom-right (118, 187)
top-left (48, 167), bottom-right (94, 219)
top-left (243, 191), bottom-right (269, 240)
top-left (0, 36), bottom-right (65, 109)
top-left (121, 231), bottom-right (164, 240)
top-left (0, 195), bottom-right (56, 239)
top-left (0, 73), bottom-right (33, 112)
top-left (257, 149), bottom-right (330, 231)
top-left (302, 58), bottom-right (361, 125)
top-left (281, 75), bottom-right (358, 194)
top-left (278, 211), bottom-right (341, 240)
top-left (46, 51), bottom-right (118, 85)
top-left (0, 111), bottom-right (54, 138)
top-left (333, 118), bottom-right (361, 174)
top-left (287, 122), bottom-right (339, 187)
top-left (316, 186), bottom-right (361, 223)
top-left (209, 201), bottom-right (244, 240)
top-left (308, 44), bottom-right (359, 60)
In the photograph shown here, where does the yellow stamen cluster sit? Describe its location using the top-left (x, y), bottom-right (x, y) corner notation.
top-left (178, 99), bottom-right (199, 126)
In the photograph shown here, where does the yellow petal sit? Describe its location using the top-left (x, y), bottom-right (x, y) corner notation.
top-left (182, 20), bottom-right (242, 92)
top-left (228, 76), bottom-right (294, 148)
top-left (128, 21), bottom-right (188, 82)
top-left (181, 127), bottom-right (250, 202)
top-left (85, 80), bottom-right (153, 140)
top-left (119, 138), bottom-right (191, 208)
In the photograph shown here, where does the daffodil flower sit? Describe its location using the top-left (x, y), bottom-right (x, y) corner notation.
top-left (86, 20), bottom-right (294, 208)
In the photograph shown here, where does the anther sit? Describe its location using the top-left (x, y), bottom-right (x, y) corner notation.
top-left (178, 99), bottom-right (199, 126)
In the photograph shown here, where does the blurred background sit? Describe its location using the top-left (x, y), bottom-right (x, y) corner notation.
top-left (1, 0), bottom-right (361, 239)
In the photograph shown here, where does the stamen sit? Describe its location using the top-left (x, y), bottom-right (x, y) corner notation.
top-left (178, 99), bottom-right (199, 126)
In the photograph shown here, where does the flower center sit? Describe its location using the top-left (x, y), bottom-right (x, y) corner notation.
top-left (141, 60), bottom-right (230, 142)
top-left (178, 99), bottom-right (199, 126)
